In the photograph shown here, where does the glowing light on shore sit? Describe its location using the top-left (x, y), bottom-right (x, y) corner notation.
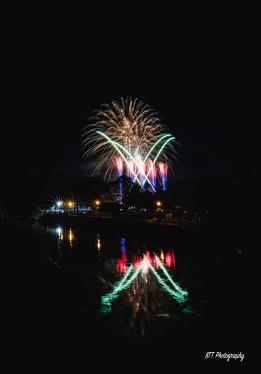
top-left (67, 201), bottom-right (75, 208)
top-left (156, 201), bottom-right (163, 208)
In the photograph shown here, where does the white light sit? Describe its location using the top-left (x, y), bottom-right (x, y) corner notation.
top-left (56, 227), bottom-right (62, 236)
top-left (141, 257), bottom-right (150, 274)
top-left (56, 201), bottom-right (62, 207)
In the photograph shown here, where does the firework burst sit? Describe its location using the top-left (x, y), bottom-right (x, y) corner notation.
top-left (83, 97), bottom-right (177, 189)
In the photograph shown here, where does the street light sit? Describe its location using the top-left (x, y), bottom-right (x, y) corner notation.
top-left (94, 199), bottom-right (101, 215)
top-left (56, 200), bottom-right (63, 208)
top-left (155, 201), bottom-right (163, 218)
top-left (67, 200), bottom-right (75, 208)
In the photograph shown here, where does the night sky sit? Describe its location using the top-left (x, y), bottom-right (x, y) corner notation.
top-left (1, 8), bottom-right (259, 365)
top-left (2, 5), bottom-right (260, 182)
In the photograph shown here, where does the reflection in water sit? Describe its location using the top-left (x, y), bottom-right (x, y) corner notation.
top-left (68, 228), bottom-right (74, 248)
top-left (96, 233), bottom-right (101, 262)
top-left (49, 226), bottom-right (74, 256)
top-left (56, 226), bottom-right (63, 254)
top-left (52, 226), bottom-right (75, 251)
top-left (120, 237), bottom-right (126, 255)
top-left (160, 249), bottom-right (164, 262)
top-left (96, 234), bottom-right (101, 251)
top-left (118, 250), bottom-right (176, 274)
top-left (56, 226), bottom-right (63, 240)
top-left (101, 253), bottom-right (188, 314)
top-left (116, 237), bottom-right (127, 273)
top-left (47, 227), bottom-right (197, 341)
top-left (101, 237), bottom-right (188, 320)
top-left (99, 238), bottom-right (197, 342)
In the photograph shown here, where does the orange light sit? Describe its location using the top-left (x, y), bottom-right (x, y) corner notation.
top-left (160, 250), bottom-right (164, 261)
top-left (67, 200), bottom-right (75, 208)
top-left (156, 201), bottom-right (162, 207)
top-left (68, 228), bottom-right (74, 243)
top-left (95, 199), bottom-right (101, 206)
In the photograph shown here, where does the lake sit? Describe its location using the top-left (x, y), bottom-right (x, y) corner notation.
top-left (2, 218), bottom-right (252, 363)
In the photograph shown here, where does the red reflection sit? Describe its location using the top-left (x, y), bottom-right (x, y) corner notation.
top-left (142, 255), bottom-right (150, 274)
top-left (133, 255), bottom-right (142, 270)
top-left (165, 250), bottom-right (176, 269)
top-left (165, 253), bottom-right (172, 268)
top-left (117, 254), bottom-right (127, 273)
top-left (116, 250), bottom-right (176, 273)
top-left (153, 254), bottom-right (160, 269)
top-left (145, 251), bottom-right (152, 264)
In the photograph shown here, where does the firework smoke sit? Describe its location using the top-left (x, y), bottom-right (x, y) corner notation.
top-left (83, 97), bottom-right (177, 189)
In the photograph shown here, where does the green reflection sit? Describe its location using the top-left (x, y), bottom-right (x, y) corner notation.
top-left (156, 260), bottom-right (188, 297)
top-left (101, 258), bottom-right (188, 314)
top-left (101, 263), bottom-right (142, 313)
top-left (149, 264), bottom-right (187, 304)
